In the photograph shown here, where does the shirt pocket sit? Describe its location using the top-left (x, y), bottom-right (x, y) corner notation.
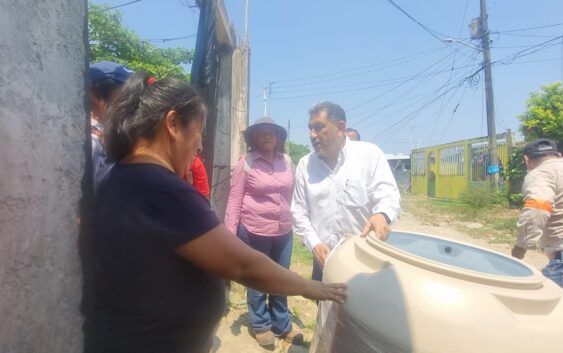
top-left (341, 179), bottom-right (369, 208)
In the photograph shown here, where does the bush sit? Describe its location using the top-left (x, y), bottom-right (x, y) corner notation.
top-left (501, 148), bottom-right (525, 207)
top-left (460, 187), bottom-right (504, 209)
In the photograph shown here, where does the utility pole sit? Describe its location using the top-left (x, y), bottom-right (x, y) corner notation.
top-left (479, 0), bottom-right (499, 191)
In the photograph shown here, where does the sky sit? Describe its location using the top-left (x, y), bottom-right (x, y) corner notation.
top-left (92, 0), bottom-right (563, 154)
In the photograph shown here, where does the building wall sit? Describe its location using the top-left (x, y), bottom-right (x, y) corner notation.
top-left (0, 1), bottom-right (87, 352)
top-left (411, 134), bottom-right (512, 199)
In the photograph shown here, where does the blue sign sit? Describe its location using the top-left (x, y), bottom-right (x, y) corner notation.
top-left (487, 165), bottom-right (500, 175)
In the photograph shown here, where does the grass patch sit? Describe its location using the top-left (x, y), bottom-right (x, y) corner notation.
top-left (292, 234), bottom-right (313, 265)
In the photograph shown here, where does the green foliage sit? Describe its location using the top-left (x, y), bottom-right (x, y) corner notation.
top-left (291, 235), bottom-right (313, 266)
top-left (88, 2), bottom-right (193, 80)
top-left (500, 148), bottom-right (525, 207)
top-left (518, 82), bottom-right (563, 143)
top-left (287, 141), bottom-right (311, 165)
top-left (460, 187), bottom-right (504, 210)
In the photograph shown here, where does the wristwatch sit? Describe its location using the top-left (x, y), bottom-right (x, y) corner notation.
top-left (375, 212), bottom-right (391, 225)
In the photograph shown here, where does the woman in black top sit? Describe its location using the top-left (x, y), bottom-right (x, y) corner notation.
top-left (82, 73), bottom-right (346, 353)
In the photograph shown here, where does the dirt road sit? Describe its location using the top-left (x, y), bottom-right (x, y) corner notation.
top-left (212, 208), bottom-right (548, 353)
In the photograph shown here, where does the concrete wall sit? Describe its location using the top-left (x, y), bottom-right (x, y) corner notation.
top-left (230, 46), bottom-right (249, 168)
top-left (0, 1), bottom-right (88, 352)
top-left (210, 50), bottom-right (233, 220)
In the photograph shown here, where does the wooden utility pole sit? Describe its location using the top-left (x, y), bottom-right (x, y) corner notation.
top-left (480, 0), bottom-right (499, 191)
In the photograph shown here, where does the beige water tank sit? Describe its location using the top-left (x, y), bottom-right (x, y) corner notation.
top-left (311, 231), bottom-right (563, 353)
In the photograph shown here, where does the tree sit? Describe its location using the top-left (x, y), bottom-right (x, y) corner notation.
top-left (518, 82), bottom-right (563, 144)
top-left (88, 2), bottom-right (193, 80)
top-left (286, 142), bottom-right (310, 165)
top-left (500, 148), bottom-right (525, 207)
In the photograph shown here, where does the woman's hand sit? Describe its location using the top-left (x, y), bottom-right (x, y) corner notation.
top-left (302, 281), bottom-right (347, 304)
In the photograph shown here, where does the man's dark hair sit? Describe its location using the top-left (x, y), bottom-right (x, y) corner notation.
top-left (345, 128), bottom-right (360, 141)
top-left (309, 101), bottom-right (346, 123)
top-left (90, 78), bottom-right (124, 101)
top-left (105, 72), bottom-right (207, 162)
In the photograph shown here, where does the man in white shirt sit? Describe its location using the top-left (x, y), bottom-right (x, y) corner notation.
top-left (292, 102), bottom-right (401, 280)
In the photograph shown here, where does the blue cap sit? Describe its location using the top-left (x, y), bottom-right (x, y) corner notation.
top-left (89, 61), bottom-right (134, 85)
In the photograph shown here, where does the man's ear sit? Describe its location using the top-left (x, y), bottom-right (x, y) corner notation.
top-left (336, 120), bottom-right (346, 136)
top-left (164, 110), bottom-right (180, 140)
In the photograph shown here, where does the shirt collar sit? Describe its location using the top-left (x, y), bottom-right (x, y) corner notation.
top-left (313, 137), bottom-right (349, 173)
top-left (91, 117), bottom-right (103, 130)
top-left (252, 150), bottom-right (283, 162)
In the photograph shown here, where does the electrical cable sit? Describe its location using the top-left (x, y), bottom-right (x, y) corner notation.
top-left (364, 57), bottom-right (483, 142)
top-left (383, 0), bottom-right (448, 42)
top-left (383, 0), bottom-right (477, 60)
top-left (103, 0), bottom-right (143, 11)
top-left (494, 35), bottom-right (563, 65)
top-left (498, 23), bottom-right (563, 34)
top-left (346, 51), bottom-right (456, 112)
top-left (270, 47), bottom-right (448, 88)
top-left (147, 34), bottom-right (197, 43)
top-left (270, 60), bottom-right (483, 99)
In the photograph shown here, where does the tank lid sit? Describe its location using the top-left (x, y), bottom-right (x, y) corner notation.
top-left (366, 231), bottom-right (542, 289)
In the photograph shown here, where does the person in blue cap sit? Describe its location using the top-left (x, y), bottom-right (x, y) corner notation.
top-left (88, 61), bottom-right (134, 191)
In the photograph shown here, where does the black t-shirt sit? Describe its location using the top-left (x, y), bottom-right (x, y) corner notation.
top-left (83, 163), bottom-right (225, 353)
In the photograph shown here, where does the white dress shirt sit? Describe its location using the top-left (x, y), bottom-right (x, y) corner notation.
top-left (91, 118), bottom-right (113, 192)
top-left (291, 139), bottom-right (401, 251)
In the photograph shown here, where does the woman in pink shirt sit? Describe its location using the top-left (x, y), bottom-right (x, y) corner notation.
top-left (224, 117), bottom-right (302, 347)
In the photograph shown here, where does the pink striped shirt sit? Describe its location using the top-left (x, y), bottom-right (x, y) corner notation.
top-left (224, 152), bottom-right (294, 236)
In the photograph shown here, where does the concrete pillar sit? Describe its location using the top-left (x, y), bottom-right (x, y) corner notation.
top-left (209, 50), bottom-right (234, 220)
top-left (0, 1), bottom-right (88, 352)
top-left (230, 47), bottom-right (250, 168)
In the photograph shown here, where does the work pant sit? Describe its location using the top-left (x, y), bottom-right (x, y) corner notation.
top-left (543, 252), bottom-right (563, 287)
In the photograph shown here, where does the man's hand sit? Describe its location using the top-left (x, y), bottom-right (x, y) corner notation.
top-left (362, 213), bottom-right (391, 241)
top-left (511, 245), bottom-right (527, 259)
top-left (313, 243), bottom-right (330, 268)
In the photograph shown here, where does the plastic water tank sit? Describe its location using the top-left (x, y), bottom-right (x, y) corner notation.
top-left (311, 231), bottom-right (563, 353)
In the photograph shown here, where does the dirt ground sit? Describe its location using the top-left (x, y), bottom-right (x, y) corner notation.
top-left (211, 201), bottom-right (547, 353)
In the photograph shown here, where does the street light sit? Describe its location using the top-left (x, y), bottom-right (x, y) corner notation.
top-left (443, 37), bottom-right (482, 51)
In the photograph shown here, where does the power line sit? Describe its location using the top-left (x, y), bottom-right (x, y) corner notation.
top-left (502, 33), bottom-right (563, 39)
top-left (383, 0), bottom-right (478, 61)
top-left (427, 0), bottom-right (473, 146)
top-left (428, 53), bottom-right (473, 144)
top-left (499, 23), bottom-right (563, 33)
top-left (103, 0), bottom-right (143, 11)
top-left (364, 56), bottom-right (483, 142)
top-left (270, 61), bottom-right (481, 101)
top-left (270, 47), bottom-right (447, 88)
top-left (494, 35), bottom-right (563, 65)
top-left (147, 34), bottom-right (196, 43)
top-left (347, 51), bottom-right (456, 112)
top-left (383, 0), bottom-right (448, 42)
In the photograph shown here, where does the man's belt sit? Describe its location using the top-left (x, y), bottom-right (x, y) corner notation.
top-left (554, 250), bottom-right (563, 260)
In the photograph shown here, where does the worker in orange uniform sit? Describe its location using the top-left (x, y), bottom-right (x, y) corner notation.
top-left (511, 138), bottom-right (563, 287)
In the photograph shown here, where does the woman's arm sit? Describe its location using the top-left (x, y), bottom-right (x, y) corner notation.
top-left (175, 223), bottom-right (346, 303)
top-left (223, 156), bottom-right (247, 234)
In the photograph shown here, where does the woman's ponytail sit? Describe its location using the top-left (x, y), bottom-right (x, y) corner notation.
top-left (104, 72), bottom-right (206, 162)
top-left (105, 72), bottom-right (150, 162)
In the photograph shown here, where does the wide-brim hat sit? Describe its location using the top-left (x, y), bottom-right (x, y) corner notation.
top-left (244, 117), bottom-right (288, 146)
